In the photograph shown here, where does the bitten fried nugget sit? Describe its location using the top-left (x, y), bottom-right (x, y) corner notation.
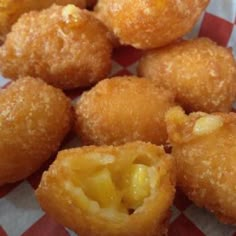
top-left (0, 77), bottom-right (72, 185)
top-left (75, 76), bottom-right (175, 145)
top-left (138, 38), bottom-right (236, 113)
top-left (36, 142), bottom-right (175, 236)
top-left (94, 0), bottom-right (209, 49)
top-left (0, 0), bottom-right (86, 43)
top-left (165, 106), bottom-right (236, 224)
top-left (0, 4), bottom-right (112, 90)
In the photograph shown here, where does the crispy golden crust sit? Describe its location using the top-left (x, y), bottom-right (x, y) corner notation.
top-left (74, 76), bottom-right (175, 145)
top-left (138, 38), bottom-right (236, 113)
top-left (0, 77), bottom-right (72, 185)
top-left (0, 0), bottom-right (86, 43)
top-left (0, 5), bottom-right (112, 89)
top-left (92, 11), bottom-right (120, 48)
top-left (36, 141), bottom-right (176, 236)
top-left (95, 0), bottom-right (209, 49)
top-left (165, 106), bottom-right (236, 224)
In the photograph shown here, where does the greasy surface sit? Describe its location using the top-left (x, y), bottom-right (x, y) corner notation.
top-left (36, 142), bottom-right (175, 236)
top-left (138, 38), bottom-right (236, 112)
top-left (165, 106), bottom-right (236, 224)
top-left (0, 0), bottom-right (86, 43)
top-left (95, 0), bottom-right (209, 49)
top-left (0, 5), bottom-right (112, 89)
top-left (75, 76), bottom-right (175, 145)
top-left (0, 77), bottom-right (72, 185)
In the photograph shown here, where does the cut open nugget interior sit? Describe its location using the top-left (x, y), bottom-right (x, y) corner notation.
top-left (36, 141), bottom-right (176, 236)
top-left (165, 106), bottom-right (236, 224)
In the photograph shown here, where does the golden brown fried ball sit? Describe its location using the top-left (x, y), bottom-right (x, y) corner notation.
top-left (36, 141), bottom-right (176, 236)
top-left (0, 77), bottom-right (72, 185)
top-left (138, 38), bottom-right (236, 113)
top-left (165, 106), bottom-right (236, 224)
top-left (75, 76), bottom-right (175, 145)
top-left (95, 0), bottom-right (209, 49)
top-left (0, 4), bottom-right (112, 90)
top-left (92, 10), bottom-right (120, 48)
top-left (0, 0), bottom-right (86, 43)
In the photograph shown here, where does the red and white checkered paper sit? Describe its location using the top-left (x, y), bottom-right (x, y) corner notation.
top-left (0, 0), bottom-right (236, 235)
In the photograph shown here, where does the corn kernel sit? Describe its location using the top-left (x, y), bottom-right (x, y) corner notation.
top-left (165, 106), bottom-right (187, 125)
top-left (84, 168), bottom-right (120, 208)
top-left (64, 181), bottom-right (99, 213)
top-left (193, 115), bottom-right (223, 136)
top-left (123, 164), bottom-right (150, 209)
top-left (62, 4), bottom-right (81, 23)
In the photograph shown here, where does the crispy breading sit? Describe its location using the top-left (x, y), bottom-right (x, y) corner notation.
top-left (75, 76), bottom-right (175, 145)
top-left (0, 77), bottom-right (72, 185)
top-left (36, 141), bottom-right (176, 236)
top-left (138, 38), bottom-right (236, 112)
top-left (95, 0), bottom-right (209, 49)
top-left (0, 5), bottom-right (112, 89)
top-left (165, 106), bottom-right (236, 224)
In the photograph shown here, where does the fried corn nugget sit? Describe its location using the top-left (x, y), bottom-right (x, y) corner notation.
top-left (0, 77), bottom-right (72, 185)
top-left (0, 4), bottom-right (112, 90)
top-left (0, 0), bottom-right (86, 43)
top-left (165, 106), bottom-right (236, 224)
top-left (75, 76), bottom-right (175, 145)
top-left (94, 0), bottom-right (209, 49)
top-left (138, 38), bottom-right (236, 113)
top-left (36, 142), bottom-right (175, 236)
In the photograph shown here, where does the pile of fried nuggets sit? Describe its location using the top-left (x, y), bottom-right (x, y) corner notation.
top-left (0, 0), bottom-right (235, 235)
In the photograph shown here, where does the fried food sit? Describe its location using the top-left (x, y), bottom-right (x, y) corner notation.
top-left (0, 77), bottom-right (72, 185)
top-left (74, 76), bottom-right (175, 145)
top-left (0, 0), bottom-right (86, 43)
top-left (165, 106), bottom-right (236, 224)
top-left (36, 141), bottom-right (175, 236)
top-left (94, 0), bottom-right (209, 49)
top-left (138, 38), bottom-right (236, 113)
top-left (0, 4), bottom-right (112, 90)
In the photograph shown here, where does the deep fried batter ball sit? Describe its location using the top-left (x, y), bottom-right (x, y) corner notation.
top-left (165, 106), bottom-right (236, 224)
top-left (95, 0), bottom-right (209, 49)
top-left (0, 0), bottom-right (86, 43)
top-left (0, 4), bottom-right (112, 90)
top-left (75, 76), bottom-right (175, 145)
top-left (0, 77), bottom-right (72, 185)
top-left (138, 38), bottom-right (236, 112)
top-left (36, 142), bottom-right (176, 236)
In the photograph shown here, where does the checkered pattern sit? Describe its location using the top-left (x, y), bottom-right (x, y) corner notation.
top-left (0, 0), bottom-right (236, 235)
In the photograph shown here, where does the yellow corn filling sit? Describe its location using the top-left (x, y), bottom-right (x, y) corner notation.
top-left (122, 164), bottom-right (151, 209)
top-left (84, 168), bottom-right (121, 209)
top-left (62, 4), bottom-right (81, 23)
top-left (65, 161), bottom-right (158, 218)
top-left (193, 115), bottom-right (223, 136)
